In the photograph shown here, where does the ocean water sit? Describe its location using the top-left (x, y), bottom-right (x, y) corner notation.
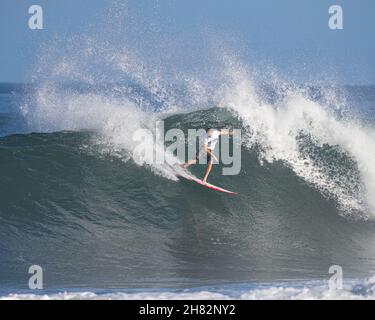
top-left (2, 10), bottom-right (375, 296)
top-left (1, 80), bottom-right (375, 299)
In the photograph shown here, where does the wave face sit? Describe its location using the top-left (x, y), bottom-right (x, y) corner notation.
top-left (2, 86), bottom-right (375, 291)
top-left (1, 2), bottom-right (375, 292)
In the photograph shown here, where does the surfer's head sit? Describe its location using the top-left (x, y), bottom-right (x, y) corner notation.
top-left (207, 128), bottom-right (221, 135)
top-left (206, 128), bottom-right (213, 136)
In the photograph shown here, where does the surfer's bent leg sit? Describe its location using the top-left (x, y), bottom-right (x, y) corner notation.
top-left (202, 152), bottom-right (213, 183)
top-left (182, 151), bottom-right (201, 169)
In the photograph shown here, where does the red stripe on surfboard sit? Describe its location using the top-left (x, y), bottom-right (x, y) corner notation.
top-left (192, 178), bottom-right (237, 195)
top-left (177, 173), bottom-right (237, 195)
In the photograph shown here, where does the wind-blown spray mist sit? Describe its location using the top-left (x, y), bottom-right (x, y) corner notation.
top-left (216, 58), bottom-right (375, 218)
top-left (20, 2), bottom-right (375, 221)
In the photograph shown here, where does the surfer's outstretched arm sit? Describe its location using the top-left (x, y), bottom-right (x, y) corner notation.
top-left (219, 129), bottom-right (233, 136)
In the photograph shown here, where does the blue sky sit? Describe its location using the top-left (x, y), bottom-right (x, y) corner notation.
top-left (0, 0), bottom-right (374, 84)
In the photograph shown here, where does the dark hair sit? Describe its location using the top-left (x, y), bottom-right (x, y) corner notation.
top-left (206, 128), bottom-right (212, 132)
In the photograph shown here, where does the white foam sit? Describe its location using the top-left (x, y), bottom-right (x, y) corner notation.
top-left (24, 33), bottom-right (375, 217)
top-left (2, 277), bottom-right (375, 300)
top-left (217, 58), bottom-right (375, 218)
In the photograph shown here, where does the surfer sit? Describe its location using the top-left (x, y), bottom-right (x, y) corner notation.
top-left (182, 128), bottom-right (233, 183)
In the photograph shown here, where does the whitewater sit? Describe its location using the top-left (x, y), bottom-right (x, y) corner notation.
top-left (2, 2), bottom-right (375, 300)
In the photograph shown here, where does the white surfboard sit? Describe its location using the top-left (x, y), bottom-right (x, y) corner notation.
top-left (172, 165), bottom-right (237, 195)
